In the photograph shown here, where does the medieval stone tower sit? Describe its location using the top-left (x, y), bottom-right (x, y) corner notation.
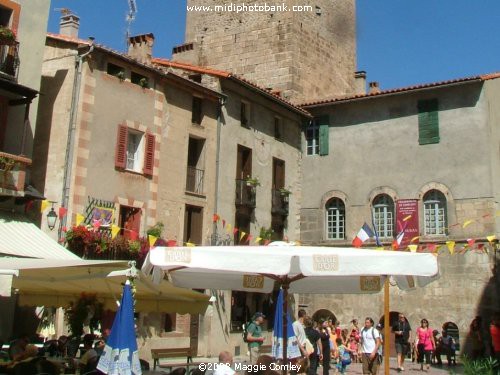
top-left (173, 0), bottom-right (357, 102)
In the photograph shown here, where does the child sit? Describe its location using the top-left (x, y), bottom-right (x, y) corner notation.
top-left (335, 337), bottom-right (352, 374)
top-left (348, 337), bottom-right (359, 363)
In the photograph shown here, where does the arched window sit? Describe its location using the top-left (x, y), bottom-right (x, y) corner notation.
top-left (372, 194), bottom-right (394, 239)
top-left (423, 190), bottom-right (447, 235)
top-left (326, 198), bottom-right (345, 240)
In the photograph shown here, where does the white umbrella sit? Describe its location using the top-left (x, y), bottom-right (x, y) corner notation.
top-left (144, 245), bottom-right (439, 371)
top-left (0, 258), bottom-right (210, 314)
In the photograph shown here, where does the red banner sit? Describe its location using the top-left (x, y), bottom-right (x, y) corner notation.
top-left (395, 199), bottom-right (419, 249)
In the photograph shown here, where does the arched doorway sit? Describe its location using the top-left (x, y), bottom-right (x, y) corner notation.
top-left (443, 321), bottom-right (460, 352)
top-left (379, 311), bottom-right (410, 358)
top-left (312, 309), bottom-right (337, 324)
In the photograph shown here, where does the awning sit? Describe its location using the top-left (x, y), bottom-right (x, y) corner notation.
top-left (0, 219), bottom-right (80, 259)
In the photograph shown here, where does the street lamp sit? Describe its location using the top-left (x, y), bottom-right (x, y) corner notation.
top-left (46, 207), bottom-right (58, 231)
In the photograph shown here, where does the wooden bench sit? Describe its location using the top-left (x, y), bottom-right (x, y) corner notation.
top-left (151, 347), bottom-right (201, 371)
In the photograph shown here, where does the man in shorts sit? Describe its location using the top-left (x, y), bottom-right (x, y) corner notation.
top-left (392, 313), bottom-right (412, 372)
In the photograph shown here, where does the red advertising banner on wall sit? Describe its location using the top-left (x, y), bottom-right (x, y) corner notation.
top-left (395, 199), bottom-right (419, 249)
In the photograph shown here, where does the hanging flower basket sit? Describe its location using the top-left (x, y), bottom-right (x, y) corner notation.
top-left (245, 175), bottom-right (261, 187)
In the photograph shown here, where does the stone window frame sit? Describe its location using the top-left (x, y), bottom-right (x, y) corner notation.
top-left (367, 187), bottom-right (398, 240)
top-left (321, 190), bottom-right (347, 241)
top-left (417, 182), bottom-right (455, 239)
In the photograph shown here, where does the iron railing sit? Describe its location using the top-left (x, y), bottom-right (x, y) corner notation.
top-left (186, 166), bottom-right (205, 194)
top-left (271, 189), bottom-right (289, 215)
top-left (235, 179), bottom-right (256, 207)
top-left (0, 41), bottom-right (19, 79)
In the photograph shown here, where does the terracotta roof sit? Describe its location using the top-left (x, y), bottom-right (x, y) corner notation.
top-left (299, 72), bottom-right (500, 108)
top-left (46, 33), bottom-right (223, 99)
top-left (152, 58), bottom-right (311, 117)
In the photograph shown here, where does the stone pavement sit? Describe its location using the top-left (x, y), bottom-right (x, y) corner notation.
top-left (323, 358), bottom-right (462, 374)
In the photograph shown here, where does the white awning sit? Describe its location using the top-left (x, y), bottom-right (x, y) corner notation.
top-left (0, 220), bottom-right (80, 259)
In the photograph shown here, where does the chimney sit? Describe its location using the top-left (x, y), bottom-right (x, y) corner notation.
top-left (354, 71), bottom-right (367, 95)
top-left (369, 81), bottom-right (381, 94)
top-left (59, 13), bottom-right (80, 38)
top-left (128, 33), bottom-right (155, 64)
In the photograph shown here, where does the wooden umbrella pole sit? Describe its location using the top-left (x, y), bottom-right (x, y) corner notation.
top-left (384, 277), bottom-right (390, 375)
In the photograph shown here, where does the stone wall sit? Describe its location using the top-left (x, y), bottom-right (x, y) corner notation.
top-left (178, 0), bottom-right (356, 102)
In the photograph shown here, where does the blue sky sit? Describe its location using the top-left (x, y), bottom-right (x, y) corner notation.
top-left (47, 0), bottom-right (500, 90)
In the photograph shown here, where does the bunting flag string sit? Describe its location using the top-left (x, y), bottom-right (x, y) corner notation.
top-left (75, 213), bottom-right (85, 227)
top-left (111, 225), bottom-right (120, 239)
top-left (148, 235), bottom-right (158, 247)
top-left (40, 199), bottom-right (49, 213)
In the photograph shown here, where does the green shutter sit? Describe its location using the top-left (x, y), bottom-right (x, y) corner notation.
top-left (418, 99), bottom-right (439, 145)
top-left (318, 115), bottom-right (329, 156)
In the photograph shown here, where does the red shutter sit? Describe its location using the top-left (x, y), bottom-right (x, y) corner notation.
top-left (143, 132), bottom-right (155, 176)
top-left (115, 124), bottom-right (128, 169)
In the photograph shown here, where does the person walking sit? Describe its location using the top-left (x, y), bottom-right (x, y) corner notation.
top-left (360, 317), bottom-right (382, 375)
top-left (246, 312), bottom-right (266, 364)
top-left (415, 318), bottom-right (435, 372)
top-left (318, 319), bottom-right (331, 375)
top-left (467, 316), bottom-right (485, 360)
top-left (392, 313), bottom-right (412, 372)
top-left (304, 317), bottom-right (322, 375)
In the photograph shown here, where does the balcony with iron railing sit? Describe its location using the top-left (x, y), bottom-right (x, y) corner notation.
top-left (0, 151), bottom-right (31, 197)
top-left (186, 166), bottom-right (205, 195)
top-left (235, 179), bottom-right (256, 208)
top-left (0, 40), bottom-right (19, 80)
top-left (271, 189), bottom-right (289, 216)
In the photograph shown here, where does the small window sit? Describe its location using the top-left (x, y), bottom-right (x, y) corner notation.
top-left (131, 71), bottom-right (149, 88)
top-left (372, 194), bottom-right (394, 239)
top-left (126, 130), bottom-right (144, 172)
top-left (423, 190), bottom-right (447, 236)
top-left (0, 6), bottom-right (13, 27)
top-left (274, 117), bottom-right (283, 140)
top-left (192, 96), bottom-right (203, 125)
top-left (418, 99), bottom-right (439, 145)
top-left (326, 198), bottom-right (345, 240)
top-left (241, 100), bottom-right (250, 128)
top-left (115, 124), bottom-right (155, 176)
top-left (305, 120), bottom-right (319, 155)
top-left (107, 63), bottom-right (125, 79)
top-left (189, 74), bottom-right (202, 83)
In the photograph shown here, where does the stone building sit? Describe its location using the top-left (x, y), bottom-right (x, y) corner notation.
top-left (33, 18), bottom-right (226, 358)
top-left (299, 74), bottom-right (500, 348)
top-left (152, 58), bottom-right (310, 357)
top-left (174, 0), bottom-right (357, 103)
top-left (0, 0), bottom-right (50, 341)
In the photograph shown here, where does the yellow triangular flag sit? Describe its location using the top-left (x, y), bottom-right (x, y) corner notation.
top-left (446, 241), bottom-right (456, 255)
top-left (239, 231), bottom-right (246, 241)
top-left (408, 244), bottom-right (418, 253)
top-left (40, 199), bottom-right (49, 213)
top-left (486, 235), bottom-right (496, 243)
top-left (186, 241), bottom-right (195, 247)
top-left (496, 210), bottom-right (500, 217)
top-left (255, 237), bottom-right (262, 244)
top-left (148, 235), bottom-right (158, 247)
top-left (376, 247), bottom-right (385, 251)
top-left (111, 224), bottom-right (120, 239)
top-left (462, 220), bottom-right (474, 228)
top-left (226, 223), bottom-right (232, 232)
top-left (75, 213), bottom-right (85, 226)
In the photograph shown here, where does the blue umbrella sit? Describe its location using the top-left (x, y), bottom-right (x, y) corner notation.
top-left (271, 289), bottom-right (301, 360)
top-left (97, 281), bottom-right (142, 374)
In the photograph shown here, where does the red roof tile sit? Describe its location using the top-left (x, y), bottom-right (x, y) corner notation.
top-left (153, 58), bottom-right (311, 117)
top-left (299, 72), bottom-right (500, 108)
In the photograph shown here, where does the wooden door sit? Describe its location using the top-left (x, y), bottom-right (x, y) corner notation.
top-left (273, 158), bottom-right (285, 189)
top-left (236, 145), bottom-right (252, 179)
top-left (184, 205), bottom-right (203, 245)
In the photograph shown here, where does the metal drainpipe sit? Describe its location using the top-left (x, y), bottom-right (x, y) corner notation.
top-left (212, 96), bottom-right (226, 244)
top-left (58, 41), bottom-right (94, 238)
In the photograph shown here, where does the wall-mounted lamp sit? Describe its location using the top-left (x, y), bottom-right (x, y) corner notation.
top-left (46, 205), bottom-right (58, 231)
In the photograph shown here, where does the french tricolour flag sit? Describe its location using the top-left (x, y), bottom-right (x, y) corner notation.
top-left (352, 223), bottom-right (374, 248)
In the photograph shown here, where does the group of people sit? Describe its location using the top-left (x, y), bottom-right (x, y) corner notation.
top-left (0, 333), bottom-right (106, 375)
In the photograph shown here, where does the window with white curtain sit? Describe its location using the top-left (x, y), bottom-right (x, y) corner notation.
top-left (423, 190), bottom-right (447, 235)
top-left (372, 194), bottom-right (394, 239)
top-left (326, 198), bottom-right (345, 240)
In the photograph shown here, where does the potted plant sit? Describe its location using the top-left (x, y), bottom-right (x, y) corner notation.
top-left (139, 77), bottom-right (149, 88)
top-left (0, 26), bottom-right (16, 44)
top-left (259, 227), bottom-right (274, 245)
top-left (245, 175), bottom-right (261, 187)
